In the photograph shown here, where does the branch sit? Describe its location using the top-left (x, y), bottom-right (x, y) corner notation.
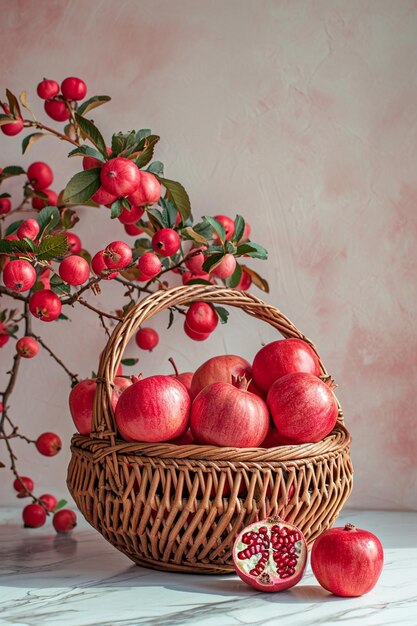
top-left (31, 334), bottom-right (79, 383)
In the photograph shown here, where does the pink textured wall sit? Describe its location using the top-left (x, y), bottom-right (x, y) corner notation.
top-left (1, 0), bottom-right (416, 509)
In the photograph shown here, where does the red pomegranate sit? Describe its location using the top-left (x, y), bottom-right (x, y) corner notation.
top-left (59, 255), bottom-right (90, 285)
top-left (124, 223), bottom-right (143, 236)
top-left (183, 321), bottom-right (210, 341)
top-left (103, 241), bottom-right (132, 269)
top-left (152, 228), bottom-right (181, 257)
top-left (37, 79), bottom-right (59, 100)
top-left (1, 104), bottom-right (24, 136)
top-left (100, 157), bottom-right (140, 197)
top-left (69, 376), bottom-right (132, 436)
top-left (252, 338), bottom-right (321, 394)
top-left (44, 99), bottom-right (70, 122)
top-left (91, 186), bottom-right (118, 206)
top-left (185, 302), bottom-right (218, 335)
top-left (168, 358), bottom-right (193, 396)
top-left (23, 503), bottom-right (47, 528)
top-left (190, 354), bottom-right (254, 399)
top-left (210, 254), bottom-right (236, 279)
top-left (115, 375), bottom-right (190, 442)
top-left (91, 250), bottom-right (118, 280)
top-left (117, 204), bottom-right (144, 224)
top-left (39, 493), bottom-right (58, 512)
top-left (267, 372), bottom-right (338, 444)
top-left (32, 188), bottom-right (58, 210)
top-left (13, 476), bottom-right (34, 495)
top-left (61, 77), bottom-right (87, 100)
top-left (127, 171), bottom-right (161, 205)
top-left (185, 247), bottom-right (206, 274)
top-left (261, 426), bottom-right (294, 448)
top-left (16, 336), bottom-right (39, 358)
top-left (64, 232), bottom-right (82, 254)
top-left (233, 515), bottom-right (307, 592)
top-left (190, 376), bottom-right (269, 447)
top-left (169, 429), bottom-right (195, 445)
top-left (17, 218), bottom-right (40, 241)
top-left (53, 509), bottom-right (77, 533)
top-left (311, 524), bottom-right (384, 597)
top-left (27, 162), bottom-right (53, 190)
top-left (29, 289), bottom-right (62, 322)
top-left (135, 327), bottom-right (159, 351)
top-left (36, 432), bottom-right (62, 456)
top-left (137, 252), bottom-right (162, 279)
top-left (3, 259), bottom-right (37, 293)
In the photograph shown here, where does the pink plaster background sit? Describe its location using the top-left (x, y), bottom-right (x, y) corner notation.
top-left (1, 0), bottom-right (416, 509)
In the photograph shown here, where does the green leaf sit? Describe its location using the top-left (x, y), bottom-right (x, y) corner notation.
top-left (50, 273), bottom-right (71, 295)
top-left (68, 145), bottom-right (106, 162)
top-left (236, 242), bottom-right (268, 260)
top-left (241, 265), bottom-right (269, 293)
top-left (1, 166), bottom-right (25, 177)
top-left (159, 198), bottom-right (178, 228)
top-left (121, 197), bottom-right (130, 210)
top-left (74, 113), bottom-right (107, 157)
top-left (167, 308), bottom-right (174, 330)
top-left (136, 129), bottom-right (151, 142)
top-left (225, 262), bottom-right (242, 288)
top-left (0, 192), bottom-right (11, 199)
top-left (193, 220), bottom-right (213, 239)
top-left (19, 90), bottom-right (33, 113)
top-left (63, 168), bottom-right (101, 204)
top-left (180, 226), bottom-right (208, 246)
top-left (110, 199), bottom-right (123, 219)
top-left (76, 95), bottom-right (111, 116)
top-left (35, 234), bottom-right (68, 261)
top-left (121, 358), bottom-right (139, 367)
top-left (58, 312), bottom-right (69, 321)
top-left (214, 306), bottom-right (229, 324)
top-left (147, 207), bottom-right (167, 229)
top-left (147, 161), bottom-right (164, 176)
top-left (60, 207), bottom-right (80, 230)
top-left (135, 135), bottom-right (160, 168)
top-left (202, 252), bottom-right (224, 273)
top-left (4, 220), bottom-right (23, 236)
top-left (232, 215), bottom-right (245, 243)
top-left (133, 237), bottom-right (152, 253)
top-left (6, 89), bottom-right (21, 118)
top-left (53, 499), bottom-right (67, 512)
top-left (111, 132), bottom-right (125, 156)
top-left (21, 237), bottom-right (36, 252)
top-left (185, 277), bottom-right (213, 286)
top-left (0, 239), bottom-right (33, 255)
top-left (157, 177), bottom-right (191, 223)
top-left (37, 206), bottom-right (60, 236)
top-left (22, 133), bottom-right (44, 154)
top-left (203, 216), bottom-right (226, 244)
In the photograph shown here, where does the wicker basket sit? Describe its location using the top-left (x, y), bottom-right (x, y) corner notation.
top-left (67, 284), bottom-right (353, 574)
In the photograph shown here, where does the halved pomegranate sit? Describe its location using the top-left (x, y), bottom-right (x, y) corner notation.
top-left (233, 515), bottom-right (307, 592)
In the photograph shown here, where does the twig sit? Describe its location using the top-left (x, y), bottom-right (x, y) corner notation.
top-left (31, 334), bottom-right (79, 383)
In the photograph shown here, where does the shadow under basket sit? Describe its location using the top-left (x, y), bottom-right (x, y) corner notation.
top-left (67, 284), bottom-right (353, 574)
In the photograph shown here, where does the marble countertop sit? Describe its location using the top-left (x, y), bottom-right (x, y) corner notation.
top-left (0, 507), bottom-right (416, 626)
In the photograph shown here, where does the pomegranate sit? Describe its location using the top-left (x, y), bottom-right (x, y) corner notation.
top-left (83, 146), bottom-right (112, 170)
top-left (69, 376), bottom-right (132, 436)
top-left (17, 218), bottom-right (40, 241)
top-left (91, 250), bottom-right (118, 279)
top-left (100, 157), bottom-right (140, 197)
top-left (124, 223), bottom-right (143, 236)
top-left (3, 260), bottom-right (36, 292)
top-left (104, 241), bottom-right (132, 269)
top-left (183, 321), bottom-right (210, 341)
top-left (185, 302), bottom-right (218, 335)
top-left (23, 503), bottom-right (47, 528)
top-left (185, 247), bottom-right (206, 274)
top-left (252, 338), bottom-right (321, 394)
top-left (16, 336), bottom-right (39, 358)
top-left (37, 79), bottom-right (59, 100)
top-left (190, 354), bottom-right (254, 399)
top-left (0, 104), bottom-right (24, 136)
top-left (135, 327), bottom-right (159, 351)
top-left (53, 509), bottom-right (77, 533)
top-left (36, 432), bottom-right (62, 456)
top-left (190, 376), bottom-right (269, 447)
top-left (118, 204), bottom-right (144, 224)
top-left (311, 524), bottom-right (384, 597)
top-left (39, 493), bottom-right (58, 512)
top-left (27, 162), bottom-right (53, 190)
top-left (59, 255), bottom-right (90, 285)
top-left (233, 515), bottom-right (307, 592)
top-left (137, 252), bottom-right (162, 279)
top-left (44, 99), bottom-right (70, 122)
top-left (128, 171), bottom-right (161, 205)
top-left (168, 357), bottom-right (193, 396)
top-left (261, 427), bottom-right (294, 448)
top-left (32, 188), bottom-right (58, 210)
top-left (214, 214), bottom-right (235, 241)
top-left (267, 372), bottom-right (338, 444)
top-left (0, 197), bottom-right (11, 214)
top-left (152, 228), bottom-right (181, 257)
top-left (169, 429), bottom-right (195, 445)
top-left (211, 254), bottom-right (236, 279)
top-left (13, 476), bottom-right (34, 495)
top-left (91, 186), bottom-right (118, 205)
top-left (61, 77), bottom-right (87, 100)
top-left (64, 232), bottom-right (82, 254)
top-left (115, 375), bottom-right (190, 442)
top-left (29, 290), bottom-right (62, 322)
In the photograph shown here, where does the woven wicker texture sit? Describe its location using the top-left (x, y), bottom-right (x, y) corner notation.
top-left (67, 284), bottom-right (353, 574)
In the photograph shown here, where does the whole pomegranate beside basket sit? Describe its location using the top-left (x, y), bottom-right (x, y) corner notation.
top-left (67, 284), bottom-right (353, 574)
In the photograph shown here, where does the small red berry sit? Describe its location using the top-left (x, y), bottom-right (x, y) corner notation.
top-left (127, 171), bottom-right (161, 206)
top-left (61, 77), bottom-right (87, 101)
top-left (0, 322), bottom-right (9, 347)
top-left (64, 232), bottom-right (82, 254)
top-left (53, 508), bottom-right (77, 533)
top-left (16, 336), bottom-right (39, 358)
top-left (17, 218), bottom-right (40, 241)
top-left (29, 289), bottom-right (62, 322)
top-left (183, 321), bottom-right (210, 341)
top-left (135, 327), bottom-right (159, 351)
top-left (0, 198), bottom-right (11, 215)
top-left (27, 162), bottom-right (53, 190)
top-left (214, 215), bottom-right (235, 241)
top-left (185, 247), bottom-right (206, 274)
top-left (100, 157), bottom-right (141, 197)
top-left (59, 255), bottom-right (90, 286)
top-left (103, 241), bottom-right (132, 270)
top-left (211, 254), bottom-right (237, 279)
top-left (137, 252), bottom-right (162, 279)
top-left (44, 99), bottom-right (70, 122)
top-left (185, 302), bottom-right (218, 334)
top-left (91, 186), bottom-right (118, 206)
top-left (3, 260), bottom-right (37, 292)
top-left (36, 432), bottom-right (62, 456)
top-left (82, 146), bottom-right (112, 170)
top-left (152, 228), bottom-right (181, 257)
top-left (39, 493), bottom-right (58, 512)
top-left (23, 503), bottom-right (46, 528)
top-left (0, 104), bottom-right (24, 136)
top-left (32, 188), bottom-right (58, 210)
top-left (236, 269), bottom-right (252, 290)
top-left (91, 250), bottom-right (118, 279)
top-left (37, 79), bottom-right (60, 100)
top-left (117, 204), bottom-right (144, 224)
top-left (13, 476), bottom-right (34, 495)
top-left (124, 223), bottom-right (143, 236)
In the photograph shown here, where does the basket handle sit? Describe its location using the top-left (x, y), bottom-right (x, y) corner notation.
top-left (92, 284), bottom-right (333, 439)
